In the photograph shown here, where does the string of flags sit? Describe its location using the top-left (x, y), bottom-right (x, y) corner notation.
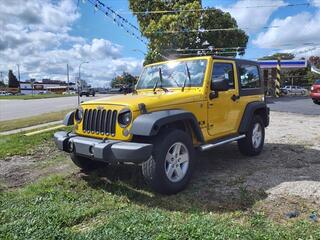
top-left (82, 0), bottom-right (247, 57)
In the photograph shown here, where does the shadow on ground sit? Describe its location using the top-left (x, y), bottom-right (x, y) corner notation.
top-left (80, 142), bottom-right (320, 213)
top-left (267, 96), bottom-right (310, 104)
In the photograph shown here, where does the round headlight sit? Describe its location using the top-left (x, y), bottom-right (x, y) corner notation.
top-left (118, 109), bottom-right (132, 127)
top-left (75, 108), bottom-right (83, 122)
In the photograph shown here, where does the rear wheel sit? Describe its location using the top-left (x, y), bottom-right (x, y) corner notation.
top-left (142, 129), bottom-right (195, 195)
top-left (313, 99), bottom-right (320, 105)
top-left (238, 115), bottom-right (265, 156)
top-left (70, 153), bottom-right (105, 171)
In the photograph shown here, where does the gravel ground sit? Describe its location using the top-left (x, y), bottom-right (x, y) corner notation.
top-left (1, 111), bottom-right (319, 221)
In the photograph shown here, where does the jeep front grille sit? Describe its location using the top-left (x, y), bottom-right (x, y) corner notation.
top-left (82, 109), bottom-right (118, 136)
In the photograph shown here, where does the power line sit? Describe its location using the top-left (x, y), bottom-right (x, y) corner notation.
top-left (145, 26), bottom-right (280, 34)
top-left (86, 0), bottom-right (174, 59)
top-left (86, 0), bottom-right (146, 45)
top-left (117, 2), bottom-right (312, 15)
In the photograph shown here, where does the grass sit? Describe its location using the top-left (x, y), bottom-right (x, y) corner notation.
top-left (0, 173), bottom-right (320, 239)
top-left (0, 128), bottom-right (70, 158)
top-left (0, 129), bottom-right (319, 239)
top-left (0, 93), bottom-right (76, 100)
top-left (0, 109), bottom-right (73, 132)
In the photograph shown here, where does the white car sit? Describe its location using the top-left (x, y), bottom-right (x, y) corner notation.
top-left (62, 91), bottom-right (76, 95)
top-left (281, 86), bottom-right (307, 95)
top-left (0, 91), bottom-right (12, 96)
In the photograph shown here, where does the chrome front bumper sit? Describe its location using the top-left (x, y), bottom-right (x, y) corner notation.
top-left (54, 131), bottom-right (153, 164)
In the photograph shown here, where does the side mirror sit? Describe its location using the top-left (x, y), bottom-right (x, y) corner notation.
top-left (212, 78), bottom-right (229, 92)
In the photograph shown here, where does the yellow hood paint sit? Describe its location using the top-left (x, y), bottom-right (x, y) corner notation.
top-left (82, 88), bottom-right (204, 112)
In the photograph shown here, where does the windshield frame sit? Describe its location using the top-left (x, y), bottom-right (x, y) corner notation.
top-left (136, 58), bottom-right (209, 90)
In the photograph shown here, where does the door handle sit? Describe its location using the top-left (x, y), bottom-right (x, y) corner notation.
top-left (231, 95), bottom-right (240, 101)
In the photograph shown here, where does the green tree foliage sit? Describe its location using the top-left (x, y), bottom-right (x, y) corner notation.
top-left (259, 53), bottom-right (295, 60)
top-left (8, 70), bottom-right (20, 88)
top-left (0, 81), bottom-right (6, 87)
top-left (111, 72), bottom-right (138, 88)
top-left (309, 56), bottom-right (320, 68)
top-left (129, 0), bottom-right (248, 64)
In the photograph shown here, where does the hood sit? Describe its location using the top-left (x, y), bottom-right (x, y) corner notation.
top-left (82, 90), bottom-right (204, 112)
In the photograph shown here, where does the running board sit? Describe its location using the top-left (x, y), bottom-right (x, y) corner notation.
top-left (199, 135), bottom-right (246, 151)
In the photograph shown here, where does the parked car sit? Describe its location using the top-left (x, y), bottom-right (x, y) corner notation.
top-left (120, 84), bottom-right (134, 94)
top-left (0, 91), bottom-right (12, 96)
top-left (108, 87), bottom-right (122, 94)
top-left (63, 91), bottom-right (76, 95)
top-left (281, 85), bottom-right (307, 95)
top-left (54, 56), bottom-right (269, 194)
top-left (79, 88), bottom-right (95, 97)
top-left (310, 79), bottom-right (320, 105)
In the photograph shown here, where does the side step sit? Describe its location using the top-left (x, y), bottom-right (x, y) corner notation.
top-left (199, 134), bottom-right (246, 151)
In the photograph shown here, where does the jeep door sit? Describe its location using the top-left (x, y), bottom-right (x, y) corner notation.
top-left (207, 60), bottom-right (242, 138)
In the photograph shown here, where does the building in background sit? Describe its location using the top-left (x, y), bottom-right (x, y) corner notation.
top-left (258, 60), bottom-right (308, 95)
top-left (20, 79), bottom-right (76, 94)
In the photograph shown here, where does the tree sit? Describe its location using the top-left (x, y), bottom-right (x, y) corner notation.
top-left (309, 56), bottom-right (320, 68)
top-left (8, 70), bottom-right (20, 88)
top-left (259, 53), bottom-right (295, 60)
top-left (129, 0), bottom-right (248, 64)
top-left (111, 72), bottom-right (138, 88)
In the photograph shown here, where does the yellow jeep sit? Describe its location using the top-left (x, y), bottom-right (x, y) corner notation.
top-left (54, 56), bottom-right (269, 194)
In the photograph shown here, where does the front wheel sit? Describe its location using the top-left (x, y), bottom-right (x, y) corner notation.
top-left (238, 115), bottom-right (265, 156)
top-left (142, 129), bottom-right (195, 195)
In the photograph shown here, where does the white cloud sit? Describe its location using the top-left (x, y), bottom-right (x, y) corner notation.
top-left (217, 0), bottom-right (285, 33)
top-left (0, 0), bottom-right (143, 87)
top-left (253, 10), bottom-right (320, 51)
top-left (311, 0), bottom-right (320, 8)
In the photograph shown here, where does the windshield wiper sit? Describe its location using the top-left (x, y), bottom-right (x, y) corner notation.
top-left (153, 67), bottom-right (168, 93)
top-left (182, 63), bottom-right (191, 92)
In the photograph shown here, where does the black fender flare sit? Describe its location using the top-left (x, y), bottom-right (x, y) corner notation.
top-left (130, 110), bottom-right (204, 143)
top-left (238, 101), bottom-right (269, 133)
top-left (63, 111), bottom-right (75, 126)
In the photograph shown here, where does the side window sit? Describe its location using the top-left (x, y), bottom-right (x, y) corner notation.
top-left (239, 65), bottom-right (261, 89)
top-left (211, 63), bottom-right (235, 89)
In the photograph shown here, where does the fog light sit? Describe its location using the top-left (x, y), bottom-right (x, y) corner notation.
top-left (123, 128), bottom-right (129, 136)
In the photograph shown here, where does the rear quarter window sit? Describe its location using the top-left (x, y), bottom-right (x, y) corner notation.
top-left (239, 64), bottom-right (261, 89)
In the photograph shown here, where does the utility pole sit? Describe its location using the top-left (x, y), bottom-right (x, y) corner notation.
top-left (67, 64), bottom-right (70, 94)
top-left (16, 64), bottom-right (21, 93)
top-left (78, 61), bottom-right (89, 105)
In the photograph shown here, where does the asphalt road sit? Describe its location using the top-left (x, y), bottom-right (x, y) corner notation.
top-left (1, 94), bottom-right (318, 121)
top-left (0, 94), bottom-right (110, 121)
top-left (267, 96), bottom-right (320, 115)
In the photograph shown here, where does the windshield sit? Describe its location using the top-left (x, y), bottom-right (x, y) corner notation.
top-left (315, 80), bottom-right (320, 85)
top-left (136, 59), bottom-right (207, 90)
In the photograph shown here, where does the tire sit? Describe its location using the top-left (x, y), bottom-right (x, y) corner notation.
top-left (238, 115), bottom-right (265, 156)
top-left (313, 100), bottom-right (320, 105)
top-left (79, 94), bottom-right (83, 97)
top-left (70, 153), bottom-right (105, 171)
top-left (142, 129), bottom-right (195, 195)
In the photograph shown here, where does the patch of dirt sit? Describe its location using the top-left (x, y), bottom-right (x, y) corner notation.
top-left (0, 143), bottom-right (74, 189)
top-left (78, 112), bottom-right (320, 221)
top-left (187, 112), bottom-right (320, 215)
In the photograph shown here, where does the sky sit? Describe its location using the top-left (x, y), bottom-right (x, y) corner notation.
top-left (0, 0), bottom-right (320, 87)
